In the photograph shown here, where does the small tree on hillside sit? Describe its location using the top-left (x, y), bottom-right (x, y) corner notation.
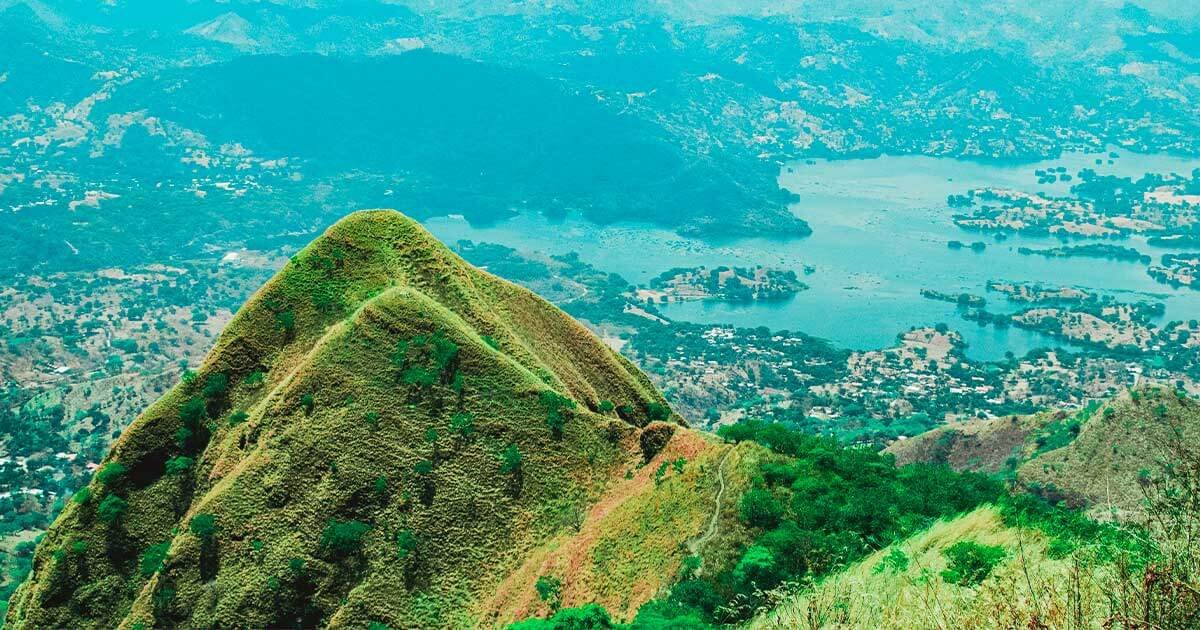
top-left (164, 456), bottom-right (193, 476)
top-left (500, 444), bottom-right (523, 497)
top-left (275, 310), bottom-right (296, 336)
top-left (941, 541), bottom-right (1005, 586)
top-left (395, 529), bottom-right (419, 586)
top-left (450, 412), bottom-right (475, 441)
top-left (97, 494), bottom-right (128, 526)
top-left (540, 391), bottom-right (575, 439)
top-left (202, 373), bottom-right (228, 400)
top-left (647, 402), bottom-right (672, 422)
top-left (95, 462), bottom-right (127, 489)
top-left (140, 541), bottom-right (171, 577)
top-left (320, 520), bottom-right (371, 559)
top-left (191, 513), bottom-right (219, 580)
top-left (499, 444), bottom-right (522, 475)
top-left (535, 575), bottom-right (563, 611)
top-left (178, 396), bottom-right (209, 452)
top-left (414, 459), bottom-right (435, 505)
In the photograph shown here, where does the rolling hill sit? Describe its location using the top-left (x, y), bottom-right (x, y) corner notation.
top-left (753, 387), bottom-right (1200, 629)
top-left (98, 51), bottom-right (807, 240)
top-left (750, 506), bottom-right (1104, 629)
top-left (889, 387), bottom-right (1200, 519)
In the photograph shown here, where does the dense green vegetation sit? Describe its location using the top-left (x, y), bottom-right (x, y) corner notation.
top-left (939, 540), bottom-right (1005, 586)
top-left (619, 421), bottom-right (1003, 625)
top-left (510, 400), bottom-right (1199, 629)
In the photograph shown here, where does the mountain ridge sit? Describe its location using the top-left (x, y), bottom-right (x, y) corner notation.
top-left (7, 210), bottom-right (744, 628)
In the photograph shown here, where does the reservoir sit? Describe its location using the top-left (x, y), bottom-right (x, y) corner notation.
top-left (426, 149), bottom-right (1200, 361)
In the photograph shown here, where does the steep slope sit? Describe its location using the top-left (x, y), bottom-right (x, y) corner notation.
top-left (889, 387), bottom-right (1200, 518)
top-left (5, 210), bottom-right (741, 628)
top-left (1017, 388), bottom-right (1200, 518)
top-left (887, 412), bottom-right (1052, 474)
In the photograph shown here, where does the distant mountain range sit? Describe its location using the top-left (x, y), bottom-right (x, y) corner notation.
top-left (3, 0), bottom-right (1199, 268)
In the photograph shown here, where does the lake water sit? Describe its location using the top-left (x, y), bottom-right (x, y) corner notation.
top-left (425, 149), bottom-right (1200, 361)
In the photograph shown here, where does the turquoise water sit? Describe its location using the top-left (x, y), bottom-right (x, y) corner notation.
top-left (424, 149), bottom-right (1200, 361)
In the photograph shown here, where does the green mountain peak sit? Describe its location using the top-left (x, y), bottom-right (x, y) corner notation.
top-left (6, 210), bottom-right (697, 628)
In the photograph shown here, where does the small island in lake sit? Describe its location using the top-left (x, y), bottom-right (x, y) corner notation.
top-left (1148, 253), bottom-right (1200, 289)
top-left (920, 289), bottom-right (986, 308)
top-left (1016, 243), bottom-right (1150, 264)
top-left (951, 167), bottom-right (1200, 240)
top-left (635, 265), bottom-right (808, 304)
top-left (957, 281), bottom-right (1168, 352)
top-left (947, 240), bottom-right (987, 251)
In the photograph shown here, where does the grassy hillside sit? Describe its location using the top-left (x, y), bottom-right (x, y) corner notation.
top-left (889, 387), bottom-right (1200, 518)
top-left (750, 506), bottom-right (1117, 629)
top-left (783, 389), bottom-right (1200, 629)
top-left (5, 210), bottom-right (741, 629)
top-left (888, 412), bottom-right (1052, 474)
top-left (1019, 388), bottom-right (1200, 519)
top-left (482, 432), bottom-right (759, 624)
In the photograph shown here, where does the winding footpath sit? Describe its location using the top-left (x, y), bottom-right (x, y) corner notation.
top-left (688, 446), bottom-right (733, 567)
